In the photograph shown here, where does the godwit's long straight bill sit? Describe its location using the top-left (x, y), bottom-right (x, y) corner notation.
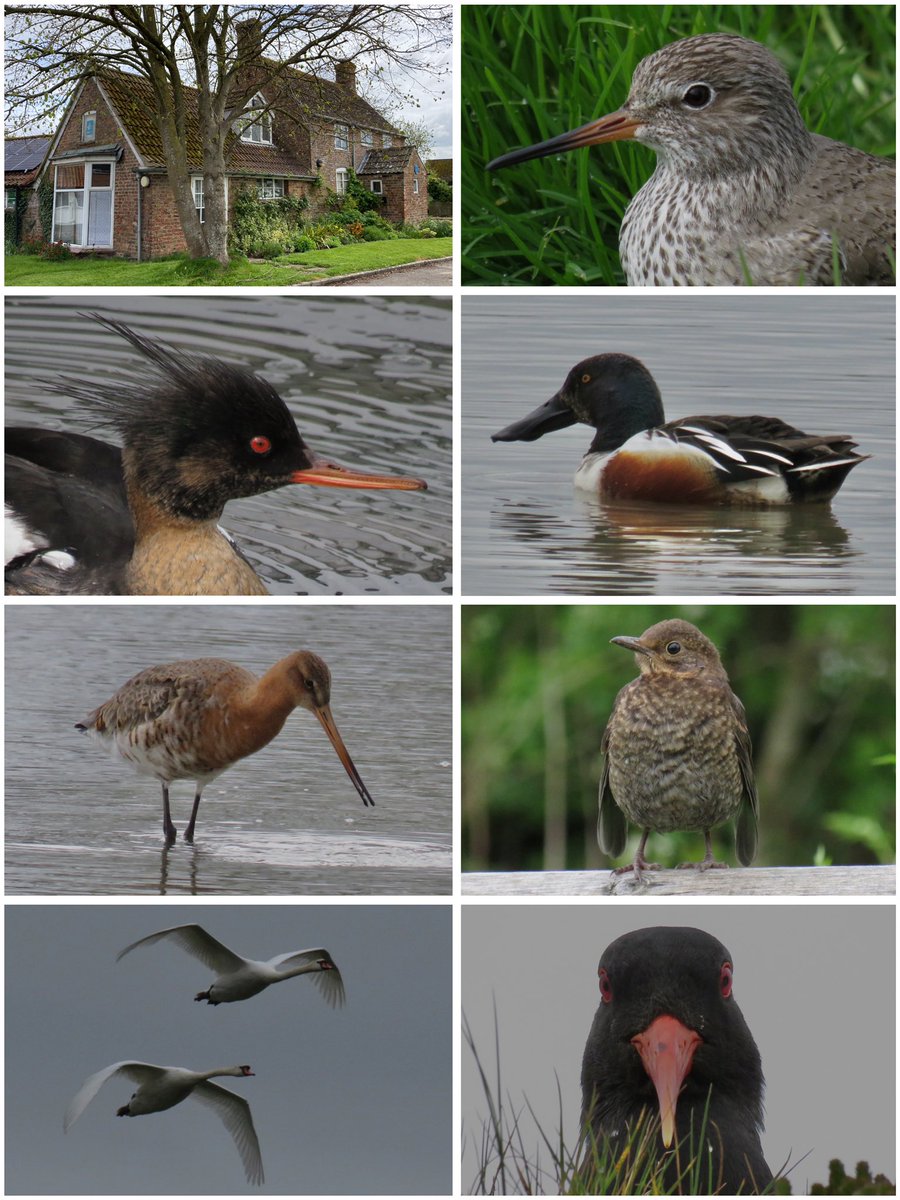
top-left (312, 704), bottom-right (375, 807)
top-left (292, 456), bottom-right (427, 491)
top-left (487, 111), bottom-right (641, 172)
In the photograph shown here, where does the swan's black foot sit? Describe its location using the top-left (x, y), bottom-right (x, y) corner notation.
top-left (194, 990), bottom-right (210, 1003)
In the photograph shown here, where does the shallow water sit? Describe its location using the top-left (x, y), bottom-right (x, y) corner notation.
top-left (5, 604), bottom-right (451, 894)
top-left (5, 295), bottom-right (452, 594)
top-left (462, 294), bottom-right (895, 595)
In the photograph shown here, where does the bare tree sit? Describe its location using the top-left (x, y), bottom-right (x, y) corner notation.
top-left (5, 5), bottom-right (451, 263)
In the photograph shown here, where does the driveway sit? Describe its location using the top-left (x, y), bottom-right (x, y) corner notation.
top-left (316, 257), bottom-right (452, 287)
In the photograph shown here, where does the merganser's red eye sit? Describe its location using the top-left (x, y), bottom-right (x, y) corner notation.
top-left (250, 436), bottom-right (272, 455)
top-left (720, 961), bottom-right (733, 998)
top-left (598, 966), bottom-right (613, 1004)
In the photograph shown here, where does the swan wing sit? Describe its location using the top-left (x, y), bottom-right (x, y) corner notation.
top-left (64, 1061), bottom-right (163, 1132)
top-left (117, 924), bottom-right (245, 973)
top-left (193, 1082), bottom-right (264, 1186)
top-left (268, 948), bottom-right (346, 1008)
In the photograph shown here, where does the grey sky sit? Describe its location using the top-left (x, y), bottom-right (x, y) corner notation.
top-left (462, 904), bottom-right (895, 1194)
top-left (6, 903), bottom-right (451, 1194)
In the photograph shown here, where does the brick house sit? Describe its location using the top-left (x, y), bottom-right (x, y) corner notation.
top-left (5, 135), bottom-right (50, 243)
top-left (24, 50), bottom-right (428, 259)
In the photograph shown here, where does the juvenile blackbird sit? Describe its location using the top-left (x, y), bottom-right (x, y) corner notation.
top-left (581, 926), bottom-right (774, 1195)
top-left (600, 618), bottom-right (758, 878)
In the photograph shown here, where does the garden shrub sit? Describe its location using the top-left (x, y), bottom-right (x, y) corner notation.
top-left (229, 187), bottom-right (310, 256)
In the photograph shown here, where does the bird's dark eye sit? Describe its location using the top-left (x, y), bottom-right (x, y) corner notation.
top-left (598, 966), bottom-right (613, 1004)
top-left (666, 641), bottom-right (682, 655)
top-left (682, 83), bottom-right (713, 109)
top-left (581, 373), bottom-right (591, 384)
top-left (720, 962), bottom-right (733, 998)
top-left (305, 678), bottom-right (316, 691)
top-left (249, 435), bottom-right (272, 455)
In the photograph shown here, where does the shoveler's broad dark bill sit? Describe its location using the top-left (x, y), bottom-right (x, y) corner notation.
top-left (492, 353), bottom-right (867, 506)
top-left (488, 33), bottom-right (895, 286)
top-left (5, 316), bottom-right (427, 597)
top-left (581, 927), bottom-right (773, 1194)
top-left (75, 649), bottom-right (374, 844)
top-left (599, 619), bottom-right (758, 880)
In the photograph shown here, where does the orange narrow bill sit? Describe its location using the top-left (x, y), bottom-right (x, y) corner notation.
top-left (630, 1014), bottom-right (702, 1147)
top-left (487, 110), bottom-right (641, 172)
top-left (313, 704), bottom-right (375, 807)
top-left (292, 457), bottom-right (427, 491)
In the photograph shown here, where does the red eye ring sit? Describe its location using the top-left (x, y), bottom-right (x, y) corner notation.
top-left (720, 961), bottom-right (733, 999)
top-left (598, 966), bottom-right (613, 1004)
top-left (250, 435), bottom-right (272, 455)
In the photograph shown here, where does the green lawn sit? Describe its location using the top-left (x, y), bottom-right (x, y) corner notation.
top-left (4, 238), bottom-right (452, 286)
top-left (462, 4), bottom-right (896, 285)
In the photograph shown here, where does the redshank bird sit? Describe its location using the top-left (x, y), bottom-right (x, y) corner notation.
top-left (487, 33), bottom-right (896, 285)
top-left (75, 649), bottom-right (374, 844)
top-left (599, 619), bottom-right (758, 879)
top-left (5, 315), bottom-right (426, 596)
top-left (492, 353), bottom-right (868, 504)
top-left (581, 927), bottom-right (772, 1193)
top-left (117, 922), bottom-right (346, 1007)
top-left (64, 1061), bottom-right (263, 1184)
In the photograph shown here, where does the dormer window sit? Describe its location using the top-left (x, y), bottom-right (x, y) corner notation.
top-left (239, 93), bottom-right (273, 145)
top-left (334, 123), bottom-right (349, 150)
top-left (82, 111), bottom-right (97, 142)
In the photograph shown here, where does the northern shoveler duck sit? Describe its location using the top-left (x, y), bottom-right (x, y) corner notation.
top-left (76, 649), bottom-right (374, 845)
top-left (5, 316), bottom-right (426, 596)
top-left (492, 353), bottom-right (868, 505)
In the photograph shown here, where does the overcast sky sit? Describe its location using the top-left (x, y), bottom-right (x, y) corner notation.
top-left (463, 904), bottom-right (895, 1194)
top-left (7, 904), bottom-right (451, 1195)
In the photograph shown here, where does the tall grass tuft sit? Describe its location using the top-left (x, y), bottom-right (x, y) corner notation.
top-left (461, 5), bottom-right (896, 286)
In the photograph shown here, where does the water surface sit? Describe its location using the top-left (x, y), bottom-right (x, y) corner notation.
top-left (6, 295), bottom-right (452, 594)
top-left (462, 294), bottom-right (894, 595)
top-left (5, 604), bottom-right (451, 894)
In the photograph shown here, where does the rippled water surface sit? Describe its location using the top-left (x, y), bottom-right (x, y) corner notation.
top-left (462, 295), bottom-right (894, 595)
top-left (5, 604), bottom-right (451, 894)
top-left (6, 295), bottom-right (452, 594)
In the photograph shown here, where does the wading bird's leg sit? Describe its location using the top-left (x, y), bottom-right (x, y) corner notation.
top-left (161, 783), bottom-right (177, 844)
top-left (184, 786), bottom-right (203, 844)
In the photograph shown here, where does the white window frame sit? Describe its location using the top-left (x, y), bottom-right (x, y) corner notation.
top-left (335, 167), bottom-right (348, 195)
top-left (369, 179), bottom-right (383, 194)
top-left (334, 123), bottom-right (349, 151)
top-left (51, 159), bottom-right (115, 247)
top-left (257, 178), bottom-right (285, 200)
top-left (239, 93), bottom-right (273, 145)
top-left (413, 176), bottom-right (419, 194)
top-left (5, 188), bottom-right (16, 210)
top-left (82, 111), bottom-right (97, 142)
top-left (191, 175), bottom-right (205, 223)
top-left (361, 129), bottom-right (373, 146)
top-left (383, 134), bottom-right (393, 148)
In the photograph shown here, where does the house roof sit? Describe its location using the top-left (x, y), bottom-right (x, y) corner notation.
top-left (358, 146), bottom-right (418, 175)
top-left (97, 71), bottom-right (314, 177)
top-left (79, 59), bottom-right (400, 179)
top-left (5, 134), bottom-right (51, 184)
top-left (272, 62), bottom-right (398, 135)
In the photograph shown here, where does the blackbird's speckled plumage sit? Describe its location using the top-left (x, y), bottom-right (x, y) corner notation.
top-left (599, 619), bottom-right (758, 878)
top-left (488, 33), bottom-right (895, 286)
top-left (581, 927), bottom-right (773, 1194)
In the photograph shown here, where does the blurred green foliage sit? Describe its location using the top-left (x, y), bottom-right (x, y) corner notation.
top-left (462, 605), bottom-right (895, 871)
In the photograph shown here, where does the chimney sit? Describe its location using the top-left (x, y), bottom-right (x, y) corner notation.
top-left (335, 59), bottom-right (357, 94)
top-left (236, 18), bottom-right (263, 63)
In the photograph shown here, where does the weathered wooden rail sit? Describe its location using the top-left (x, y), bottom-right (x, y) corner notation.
top-left (462, 864), bottom-right (895, 896)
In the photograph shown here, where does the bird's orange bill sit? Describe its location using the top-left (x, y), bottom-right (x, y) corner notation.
top-left (312, 704), bottom-right (375, 807)
top-left (487, 110), bottom-right (641, 172)
top-left (631, 1014), bottom-right (702, 1147)
top-left (291, 456), bottom-right (427, 491)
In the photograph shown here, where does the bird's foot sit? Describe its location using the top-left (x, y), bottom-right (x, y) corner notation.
top-left (677, 859), bottom-right (730, 871)
top-left (614, 857), bottom-right (661, 885)
top-left (163, 827), bottom-right (177, 845)
top-left (194, 990), bottom-right (210, 1003)
top-left (116, 1105), bottom-right (131, 1117)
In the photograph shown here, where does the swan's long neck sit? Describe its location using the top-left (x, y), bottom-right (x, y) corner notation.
top-left (275, 962), bottom-right (321, 981)
top-left (203, 1065), bottom-right (249, 1080)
